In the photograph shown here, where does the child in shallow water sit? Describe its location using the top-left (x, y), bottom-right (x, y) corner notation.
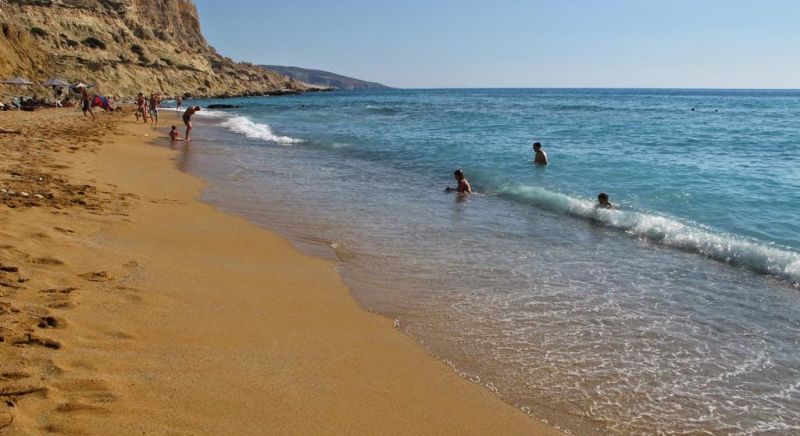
top-left (445, 169), bottom-right (472, 194)
top-left (169, 125), bottom-right (180, 141)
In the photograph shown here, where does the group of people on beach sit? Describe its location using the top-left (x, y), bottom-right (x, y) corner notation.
top-left (446, 142), bottom-right (613, 209)
top-left (134, 92), bottom-right (162, 125)
top-left (130, 91), bottom-right (200, 142)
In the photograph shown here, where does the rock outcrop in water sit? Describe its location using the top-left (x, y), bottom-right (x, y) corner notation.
top-left (0, 0), bottom-right (308, 98)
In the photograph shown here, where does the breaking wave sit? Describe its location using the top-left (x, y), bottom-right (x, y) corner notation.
top-left (221, 116), bottom-right (302, 145)
top-left (499, 184), bottom-right (800, 281)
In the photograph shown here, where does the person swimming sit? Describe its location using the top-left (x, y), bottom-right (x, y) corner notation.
top-left (533, 142), bottom-right (548, 165)
top-left (597, 192), bottom-right (613, 209)
top-left (445, 169), bottom-right (472, 194)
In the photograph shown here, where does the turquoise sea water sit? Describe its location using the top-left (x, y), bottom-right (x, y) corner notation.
top-left (175, 89), bottom-right (799, 434)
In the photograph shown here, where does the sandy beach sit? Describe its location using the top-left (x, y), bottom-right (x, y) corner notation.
top-left (0, 108), bottom-right (559, 434)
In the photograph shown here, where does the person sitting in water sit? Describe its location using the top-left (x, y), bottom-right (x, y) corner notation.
top-left (597, 192), bottom-right (613, 209)
top-left (445, 169), bottom-right (472, 194)
top-left (183, 106), bottom-right (201, 141)
top-left (533, 142), bottom-right (548, 165)
top-left (168, 125), bottom-right (180, 141)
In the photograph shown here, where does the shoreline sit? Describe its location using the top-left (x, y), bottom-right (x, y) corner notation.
top-left (0, 108), bottom-right (561, 434)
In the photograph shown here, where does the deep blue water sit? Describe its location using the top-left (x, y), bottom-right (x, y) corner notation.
top-left (170, 89), bottom-right (800, 434)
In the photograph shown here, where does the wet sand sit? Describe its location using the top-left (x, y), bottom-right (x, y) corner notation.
top-left (0, 108), bottom-right (560, 434)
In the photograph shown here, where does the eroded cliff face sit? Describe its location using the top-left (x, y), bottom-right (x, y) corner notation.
top-left (0, 0), bottom-right (306, 98)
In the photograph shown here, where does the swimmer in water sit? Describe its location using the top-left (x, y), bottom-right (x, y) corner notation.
top-left (533, 142), bottom-right (548, 165)
top-left (445, 169), bottom-right (472, 194)
top-left (597, 192), bottom-right (613, 209)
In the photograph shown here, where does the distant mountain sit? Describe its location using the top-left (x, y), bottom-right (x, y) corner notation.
top-left (261, 66), bottom-right (391, 91)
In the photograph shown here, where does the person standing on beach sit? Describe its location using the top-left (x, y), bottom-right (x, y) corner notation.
top-left (176, 95), bottom-right (183, 109)
top-left (135, 93), bottom-right (147, 124)
top-left (80, 87), bottom-right (94, 120)
top-left (183, 106), bottom-right (201, 141)
top-left (149, 93), bottom-right (161, 126)
top-left (597, 192), bottom-right (613, 209)
top-left (445, 169), bottom-right (472, 194)
top-left (533, 142), bottom-right (548, 165)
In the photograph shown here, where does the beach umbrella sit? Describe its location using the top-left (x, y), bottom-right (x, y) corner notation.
top-left (3, 76), bottom-right (34, 85)
top-left (42, 77), bottom-right (70, 87)
top-left (71, 81), bottom-right (95, 89)
top-left (3, 77), bottom-right (34, 109)
top-left (42, 78), bottom-right (70, 107)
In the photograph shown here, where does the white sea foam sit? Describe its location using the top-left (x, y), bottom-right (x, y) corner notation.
top-left (220, 116), bottom-right (302, 145)
top-left (195, 108), bottom-right (228, 118)
top-left (159, 107), bottom-right (227, 118)
top-left (501, 184), bottom-right (800, 281)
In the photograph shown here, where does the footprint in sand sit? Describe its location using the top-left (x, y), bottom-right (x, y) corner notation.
top-left (0, 385), bottom-right (47, 399)
top-left (0, 264), bottom-right (26, 290)
top-left (30, 257), bottom-right (64, 266)
top-left (11, 333), bottom-right (62, 350)
top-left (53, 378), bottom-right (117, 414)
top-left (37, 316), bottom-right (61, 329)
top-left (78, 271), bottom-right (114, 282)
top-left (40, 287), bottom-right (78, 295)
top-left (40, 287), bottom-right (79, 309)
top-left (114, 286), bottom-right (143, 302)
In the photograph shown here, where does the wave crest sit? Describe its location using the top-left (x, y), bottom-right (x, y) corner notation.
top-left (500, 184), bottom-right (800, 281)
top-left (221, 116), bottom-right (302, 144)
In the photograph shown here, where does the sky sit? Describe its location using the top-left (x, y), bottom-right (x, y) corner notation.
top-left (193, 0), bottom-right (800, 89)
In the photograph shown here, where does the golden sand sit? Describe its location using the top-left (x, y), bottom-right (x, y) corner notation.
top-left (0, 108), bottom-right (560, 434)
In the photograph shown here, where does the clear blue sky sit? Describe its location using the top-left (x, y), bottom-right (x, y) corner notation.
top-left (194, 0), bottom-right (800, 89)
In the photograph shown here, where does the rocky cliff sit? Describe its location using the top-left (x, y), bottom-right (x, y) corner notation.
top-left (0, 0), bottom-right (307, 98)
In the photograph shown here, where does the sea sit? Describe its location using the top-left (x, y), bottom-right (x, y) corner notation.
top-left (169, 89), bottom-right (800, 435)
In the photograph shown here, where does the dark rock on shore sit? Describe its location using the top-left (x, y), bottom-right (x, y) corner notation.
top-left (206, 104), bottom-right (241, 109)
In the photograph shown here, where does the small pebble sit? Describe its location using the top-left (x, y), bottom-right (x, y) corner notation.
top-left (20, 192), bottom-right (29, 197)
top-left (34, 194), bottom-right (44, 199)
top-left (0, 189), bottom-right (6, 193)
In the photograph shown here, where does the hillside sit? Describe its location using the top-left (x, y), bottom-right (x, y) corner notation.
top-left (0, 0), bottom-right (308, 98)
top-left (262, 65), bottom-right (391, 91)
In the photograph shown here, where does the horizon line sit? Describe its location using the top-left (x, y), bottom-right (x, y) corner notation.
top-left (342, 86), bottom-right (800, 91)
